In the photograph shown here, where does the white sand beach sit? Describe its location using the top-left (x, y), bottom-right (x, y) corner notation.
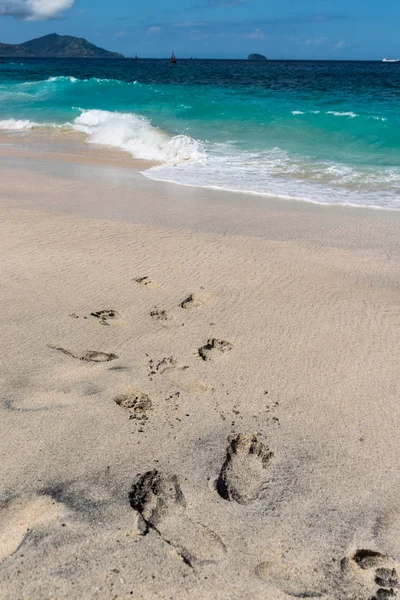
top-left (1, 133), bottom-right (400, 599)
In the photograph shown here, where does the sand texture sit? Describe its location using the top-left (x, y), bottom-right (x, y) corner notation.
top-left (1, 137), bottom-right (400, 599)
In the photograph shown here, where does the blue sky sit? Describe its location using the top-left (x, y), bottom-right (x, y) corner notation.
top-left (0, 0), bottom-right (399, 59)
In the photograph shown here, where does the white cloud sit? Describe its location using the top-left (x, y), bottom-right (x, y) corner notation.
top-left (147, 25), bottom-right (162, 35)
top-left (0, 0), bottom-right (74, 20)
top-left (246, 28), bottom-right (266, 40)
top-left (114, 29), bottom-right (128, 38)
top-left (335, 40), bottom-right (349, 48)
top-left (305, 37), bottom-right (326, 46)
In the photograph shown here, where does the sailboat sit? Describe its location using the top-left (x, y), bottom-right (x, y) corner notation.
top-left (171, 51), bottom-right (177, 64)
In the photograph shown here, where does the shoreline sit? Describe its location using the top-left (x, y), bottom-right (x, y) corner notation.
top-left (1, 126), bottom-right (399, 214)
top-left (143, 168), bottom-right (400, 214)
top-left (1, 131), bottom-right (400, 250)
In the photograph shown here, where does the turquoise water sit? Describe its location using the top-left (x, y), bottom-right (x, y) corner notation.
top-left (1, 58), bottom-right (399, 208)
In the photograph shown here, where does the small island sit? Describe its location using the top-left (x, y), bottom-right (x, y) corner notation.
top-left (247, 53), bottom-right (267, 61)
top-left (0, 33), bottom-right (123, 58)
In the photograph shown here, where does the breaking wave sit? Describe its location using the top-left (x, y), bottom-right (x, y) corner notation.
top-left (72, 109), bottom-right (206, 165)
top-left (0, 118), bottom-right (39, 130)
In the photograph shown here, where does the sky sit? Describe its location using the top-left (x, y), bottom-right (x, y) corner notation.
top-left (0, 0), bottom-right (399, 60)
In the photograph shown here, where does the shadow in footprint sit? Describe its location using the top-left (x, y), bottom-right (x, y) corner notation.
top-left (134, 276), bottom-right (160, 290)
top-left (49, 346), bottom-right (118, 362)
top-left (180, 292), bottom-right (210, 310)
top-left (156, 357), bottom-right (189, 375)
top-left (0, 494), bottom-right (67, 564)
top-left (150, 309), bottom-right (173, 325)
top-left (130, 470), bottom-right (226, 566)
top-left (4, 398), bottom-right (64, 413)
top-left (198, 339), bottom-right (233, 362)
top-left (217, 433), bottom-right (273, 505)
top-left (90, 310), bottom-right (121, 326)
top-left (114, 390), bottom-right (152, 420)
top-left (342, 549), bottom-right (399, 600)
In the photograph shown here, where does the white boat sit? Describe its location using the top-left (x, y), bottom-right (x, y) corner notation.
top-left (382, 58), bottom-right (400, 63)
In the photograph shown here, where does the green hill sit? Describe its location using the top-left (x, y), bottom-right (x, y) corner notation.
top-left (247, 54), bottom-right (267, 61)
top-left (0, 34), bottom-right (123, 58)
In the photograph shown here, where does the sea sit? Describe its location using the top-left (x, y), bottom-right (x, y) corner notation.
top-left (1, 58), bottom-right (399, 209)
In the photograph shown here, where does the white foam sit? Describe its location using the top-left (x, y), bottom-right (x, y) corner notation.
top-left (0, 118), bottom-right (68, 131)
top-left (144, 143), bottom-right (400, 210)
top-left (47, 76), bottom-right (77, 83)
top-left (0, 118), bottom-right (39, 130)
top-left (326, 111), bottom-right (358, 118)
top-left (291, 109), bottom-right (387, 122)
top-left (72, 109), bottom-right (206, 164)
top-left (46, 76), bottom-right (139, 85)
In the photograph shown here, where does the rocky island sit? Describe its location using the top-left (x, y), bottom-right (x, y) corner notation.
top-left (0, 33), bottom-right (123, 58)
top-left (247, 53), bottom-right (267, 61)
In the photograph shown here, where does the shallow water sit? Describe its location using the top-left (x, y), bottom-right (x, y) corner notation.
top-left (0, 58), bottom-right (399, 208)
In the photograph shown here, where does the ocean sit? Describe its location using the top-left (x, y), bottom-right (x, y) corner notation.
top-left (1, 58), bottom-right (399, 209)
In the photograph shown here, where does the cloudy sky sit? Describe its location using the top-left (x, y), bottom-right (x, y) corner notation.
top-left (0, 0), bottom-right (399, 59)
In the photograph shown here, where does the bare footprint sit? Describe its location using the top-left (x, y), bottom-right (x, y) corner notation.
top-left (198, 339), bottom-right (233, 362)
top-left (375, 506), bottom-right (400, 558)
top-left (155, 357), bottom-right (189, 375)
top-left (180, 292), bottom-right (210, 310)
top-left (114, 390), bottom-right (152, 420)
top-left (4, 390), bottom-right (71, 413)
top-left (0, 494), bottom-right (66, 563)
top-left (217, 433), bottom-right (273, 504)
top-left (134, 276), bottom-right (160, 290)
top-left (150, 308), bottom-right (172, 323)
top-left (342, 549), bottom-right (399, 599)
top-left (255, 560), bottom-right (324, 598)
top-left (148, 357), bottom-right (205, 393)
top-left (90, 310), bottom-right (121, 326)
top-left (48, 346), bottom-right (118, 362)
top-left (130, 470), bottom-right (226, 566)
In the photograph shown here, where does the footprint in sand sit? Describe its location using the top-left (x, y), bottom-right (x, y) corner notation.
top-left (375, 507), bottom-right (400, 559)
top-left (147, 357), bottom-right (204, 392)
top-left (180, 292), bottom-right (211, 310)
top-left (48, 346), bottom-right (118, 362)
top-left (254, 560), bottom-right (324, 598)
top-left (150, 308), bottom-right (173, 324)
top-left (114, 390), bottom-right (152, 420)
top-left (155, 357), bottom-right (189, 375)
top-left (134, 276), bottom-right (160, 290)
top-left (129, 470), bottom-right (226, 566)
top-left (4, 391), bottom-right (71, 413)
top-left (342, 549), bottom-right (399, 599)
top-left (90, 310), bottom-right (121, 326)
top-left (147, 357), bottom-right (188, 378)
top-left (0, 494), bottom-right (66, 564)
top-left (198, 339), bottom-right (233, 362)
top-left (216, 433), bottom-right (273, 505)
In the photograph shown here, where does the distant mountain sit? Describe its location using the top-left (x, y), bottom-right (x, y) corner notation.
top-left (248, 54), bottom-right (267, 61)
top-left (0, 34), bottom-right (123, 58)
